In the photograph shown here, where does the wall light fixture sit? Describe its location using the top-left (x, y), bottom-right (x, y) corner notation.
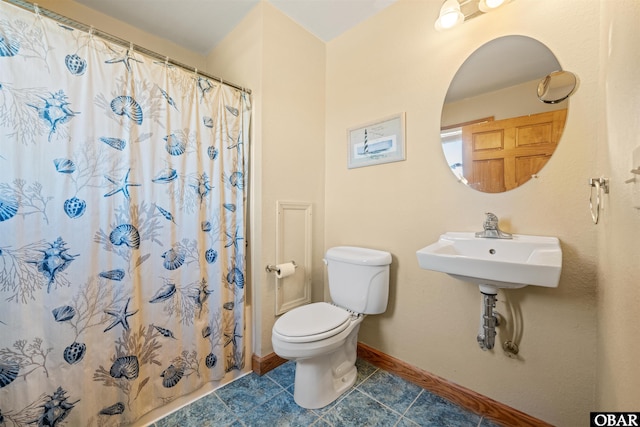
top-left (435, 0), bottom-right (514, 31)
top-left (434, 0), bottom-right (464, 31)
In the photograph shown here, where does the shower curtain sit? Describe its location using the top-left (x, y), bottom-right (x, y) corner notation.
top-left (0, 1), bottom-right (250, 425)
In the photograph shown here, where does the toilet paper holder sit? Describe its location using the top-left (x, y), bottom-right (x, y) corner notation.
top-left (265, 261), bottom-right (297, 274)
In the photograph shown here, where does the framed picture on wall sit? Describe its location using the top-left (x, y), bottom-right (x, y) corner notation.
top-left (347, 112), bottom-right (406, 169)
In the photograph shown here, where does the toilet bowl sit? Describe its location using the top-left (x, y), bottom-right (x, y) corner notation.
top-left (272, 302), bottom-right (363, 409)
top-left (271, 246), bottom-right (391, 409)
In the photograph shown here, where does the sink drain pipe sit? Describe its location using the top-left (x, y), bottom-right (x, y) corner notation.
top-left (477, 290), bottom-right (499, 351)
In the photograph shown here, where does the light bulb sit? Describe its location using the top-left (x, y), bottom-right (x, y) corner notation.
top-left (440, 11), bottom-right (460, 28)
top-left (478, 0), bottom-right (510, 13)
top-left (434, 0), bottom-right (464, 31)
top-left (485, 0), bottom-right (505, 8)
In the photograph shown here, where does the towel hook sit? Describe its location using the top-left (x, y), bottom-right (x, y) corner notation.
top-left (589, 177), bottom-right (609, 224)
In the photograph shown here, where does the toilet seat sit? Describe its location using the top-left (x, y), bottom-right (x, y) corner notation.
top-left (273, 302), bottom-right (353, 343)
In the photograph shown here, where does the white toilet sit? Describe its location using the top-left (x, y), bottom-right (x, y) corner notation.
top-left (271, 246), bottom-right (392, 409)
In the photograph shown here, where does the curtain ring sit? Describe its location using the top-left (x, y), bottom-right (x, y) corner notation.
top-left (33, 3), bottom-right (44, 23)
top-left (589, 179), bottom-right (601, 224)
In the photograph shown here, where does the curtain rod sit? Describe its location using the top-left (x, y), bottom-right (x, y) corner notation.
top-left (2, 0), bottom-right (251, 95)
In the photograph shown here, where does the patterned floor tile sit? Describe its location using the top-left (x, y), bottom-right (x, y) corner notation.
top-left (395, 416), bottom-right (422, 427)
top-left (215, 372), bottom-right (285, 415)
top-left (354, 358), bottom-right (378, 385)
top-left (155, 359), bottom-right (494, 427)
top-left (238, 388), bottom-right (320, 426)
top-left (403, 390), bottom-right (481, 427)
top-left (155, 392), bottom-right (238, 427)
top-left (321, 389), bottom-right (402, 426)
top-left (357, 369), bottom-right (423, 414)
top-left (266, 361), bottom-right (296, 389)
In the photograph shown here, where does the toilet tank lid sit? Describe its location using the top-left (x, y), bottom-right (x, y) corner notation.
top-left (325, 246), bottom-right (391, 266)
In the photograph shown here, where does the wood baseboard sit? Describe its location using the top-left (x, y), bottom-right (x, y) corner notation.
top-left (356, 342), bottom-right (553, 427)
top-left (251, 352), bottom-right (287, 376)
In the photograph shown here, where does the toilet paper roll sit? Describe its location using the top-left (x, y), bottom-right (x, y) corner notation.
top-left (275, 262), bottom-right (296, 279)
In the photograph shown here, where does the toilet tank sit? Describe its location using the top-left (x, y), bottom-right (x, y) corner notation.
top-left (324, 246), bottom-right (392, 314)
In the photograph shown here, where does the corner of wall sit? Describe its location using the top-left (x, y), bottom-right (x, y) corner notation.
top-left (209, 1), bottom-right (326, 358)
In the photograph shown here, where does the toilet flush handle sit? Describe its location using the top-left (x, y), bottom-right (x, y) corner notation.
top-left (322, 258), bottom-right (328, 265)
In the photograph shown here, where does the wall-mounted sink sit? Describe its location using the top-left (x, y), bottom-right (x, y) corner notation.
top-left (416, 232), bottom-right (562, 294)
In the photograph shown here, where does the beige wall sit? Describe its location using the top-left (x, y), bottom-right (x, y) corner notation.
top-left (441, 79), bottom-right (567, 127)
top-left (325, 0), bottom-right (601, 425)
top-left (36, 0), bottom-right (207, 69)
top-left (208, 2), bottom-right (326, 357)
top-left (597, 0), bottom-right (640, 411)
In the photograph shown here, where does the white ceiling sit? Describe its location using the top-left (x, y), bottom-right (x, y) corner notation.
top-left (72, 0), bottom-right (399, 55)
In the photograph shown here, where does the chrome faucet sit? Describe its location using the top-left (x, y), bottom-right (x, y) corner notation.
top-left (475, 212), bottom-right (512, 239)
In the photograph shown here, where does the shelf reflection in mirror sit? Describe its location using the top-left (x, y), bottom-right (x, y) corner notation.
top-left (440, 35), bottom-right (573, 193)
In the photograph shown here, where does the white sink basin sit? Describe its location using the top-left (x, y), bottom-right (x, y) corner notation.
top-left (416, 232), bottom-right (562, 293)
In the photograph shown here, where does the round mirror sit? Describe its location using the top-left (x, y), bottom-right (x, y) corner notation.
top-left (441, 36), bottom-right (570, 193)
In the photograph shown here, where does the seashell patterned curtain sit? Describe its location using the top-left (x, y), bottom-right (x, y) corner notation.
top-left (0, 1), bottom-right (250, 425)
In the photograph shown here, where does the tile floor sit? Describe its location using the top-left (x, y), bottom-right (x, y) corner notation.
top-left (154, 359), bottom-right (502, 427)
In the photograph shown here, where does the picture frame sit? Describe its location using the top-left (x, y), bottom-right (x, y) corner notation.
top-left (347, 112), bottom-right (406, 169)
